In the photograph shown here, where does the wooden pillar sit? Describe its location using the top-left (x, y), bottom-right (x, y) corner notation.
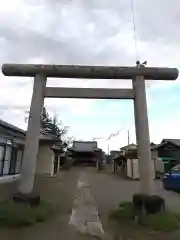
top-left (18, 74), bottom-right (47, 194)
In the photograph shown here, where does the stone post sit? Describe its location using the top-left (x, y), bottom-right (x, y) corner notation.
top-left (96, 160), bottom-right (99, 170)
top-left (58, 155), bottom-right (61, 172)
top-left (112, 159), bottom-right (116, 173)
top-left (18, 74), bottom-right (47, 194)
top-left (133, 76), bottom-right (154, 195)
top-left (51, 155), bottom-right (55, 177)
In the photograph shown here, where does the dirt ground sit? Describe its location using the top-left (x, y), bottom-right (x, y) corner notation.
top-left (0, 170), bottom-right (83, 240)
top-left (88, 167), bottom-right (180, 239)
top-left (0, 167), bottom-right (180, 239)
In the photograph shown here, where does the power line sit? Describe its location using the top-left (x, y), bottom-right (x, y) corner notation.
top-left (92, 137), bottom-right (104, 141)
top-left (131, 0), bottom-right (138, 62)
top-left (0, 105), bottom-right (59, 112)
top-left (106, 128), bottom-right (125, 141)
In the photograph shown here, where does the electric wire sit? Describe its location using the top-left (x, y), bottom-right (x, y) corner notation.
top-left (131, 0), bottom-right (138, 62)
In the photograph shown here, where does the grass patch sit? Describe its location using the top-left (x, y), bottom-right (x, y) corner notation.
top-left (140, 211), bottom-right (180, 231)
top-left (0, 200), bottom-right (55, 228)
top-left (109, 201), bottom-right (134, 220)
top-left (109, 201), bottom-right (180, 232)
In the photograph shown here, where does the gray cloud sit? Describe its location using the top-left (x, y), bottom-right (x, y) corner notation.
top-left (1, 0), bottom-right (178, 70)
top-left (0, 0), bottom-right (135, 66)
top-left (0, 0), bottom-right (179, 66)
top-left (133, 0), bottom-right (180, 45)
top-left (0, 0), bottom-right (179, 109)
top-left (40, 0), bottom-right (180, 45)
top-left (0, 0), bottom-right (179, 146)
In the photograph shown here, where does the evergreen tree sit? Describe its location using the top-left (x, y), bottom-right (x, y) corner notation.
top-left (25, 106), bottom-right (74, 149)
top-left (40, 106), bottom-right (53, 132)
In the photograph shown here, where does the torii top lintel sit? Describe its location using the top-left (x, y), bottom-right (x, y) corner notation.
top-left (1, 63), bottom-right (179, 80)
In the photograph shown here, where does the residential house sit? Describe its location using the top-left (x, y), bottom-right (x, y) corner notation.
top-left (116, 139), bottom-right (180, 179)
top-left (151, 139), bottom-right (180, 172)
top-left (113, 143), bottom-right (164, 179)
top-left (0, 119), bottom-right (62, 182)
top-left (110, 150), bottom-right (121, 159)
top-left (35, 131), bottom-right (63, 175)
top-left (120, 143), bottom-right (137, 158)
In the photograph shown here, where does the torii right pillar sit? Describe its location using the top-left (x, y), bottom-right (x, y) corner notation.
top-left (133, 75), bottom-right (153, 194)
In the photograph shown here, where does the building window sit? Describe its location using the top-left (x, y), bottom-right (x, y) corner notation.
top-left (9, 146), bottom-right (23, 175)
top-left (9, 147), bottom-right (17, 175)
top-left (0, 146), bottom-right (5, 175)
top-left (15, 149), bottom-right (23, 174)
top-left (0, 135), bottom-right (24, 176)
top-left (2, 145), bottom-right (12, 175)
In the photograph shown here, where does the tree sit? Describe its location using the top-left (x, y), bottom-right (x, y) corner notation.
top-left (40, 107), bottom-right (53, 132)
top-left (51, 116), bottom-right (75, 149)
top-left (25, 106), bottom-right (74, 149)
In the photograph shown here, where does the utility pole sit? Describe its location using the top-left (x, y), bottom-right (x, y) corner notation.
top-left (107, 143), bottom-right (110, 155)
top-left (128, 129), bottom-right (130, 145)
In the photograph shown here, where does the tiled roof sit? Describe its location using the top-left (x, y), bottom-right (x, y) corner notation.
top-left (71, 141), bottom-right (98, 152)
top-left (161, 139), bottom-right (180, 147)
top-left (120, 144), bottom-right (137, 150)
top-left (151, 139), bottom-right (180, 150)
top-left (0, 119), bottom-right (25, 135)
top-left (0, 119), bottom-right (58, 142)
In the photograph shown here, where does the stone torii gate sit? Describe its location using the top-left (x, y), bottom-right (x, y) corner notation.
top-left (2, 64), bottom-right (178, 198)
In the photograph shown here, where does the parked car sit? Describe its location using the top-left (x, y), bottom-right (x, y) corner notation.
top-left (163, 164), bottom-right (180, 190)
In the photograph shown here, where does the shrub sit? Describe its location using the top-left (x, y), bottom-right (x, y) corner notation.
top-left (109, 200), bottom-right (180, 232)
top-left (140, 211), bottom-right (180, 231)
top-left (109, 201), bottom-right (134, 220)
top-left (0, 200), bottom-right (54, 228)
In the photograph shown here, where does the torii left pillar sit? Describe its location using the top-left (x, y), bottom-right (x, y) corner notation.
top-left (18, 74), bottom-right (47, 195)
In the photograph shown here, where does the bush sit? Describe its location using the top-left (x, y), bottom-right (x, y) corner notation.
top-left (140, 211), bottom-right (180, 231)
top-left (109, 201), bottom-right (180, 232)
top-left (0, 200), bottom-right (54, 228)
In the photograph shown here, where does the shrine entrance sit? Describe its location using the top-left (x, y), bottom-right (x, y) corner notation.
top-left (2, 63), bottom-right (178, 196)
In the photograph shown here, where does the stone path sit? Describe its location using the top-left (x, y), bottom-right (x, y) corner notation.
top-left (69, 171), bottom-right (104, 239)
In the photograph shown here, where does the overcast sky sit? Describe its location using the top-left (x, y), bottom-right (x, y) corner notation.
top-left (0, 0), bottom-right (180, 152)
